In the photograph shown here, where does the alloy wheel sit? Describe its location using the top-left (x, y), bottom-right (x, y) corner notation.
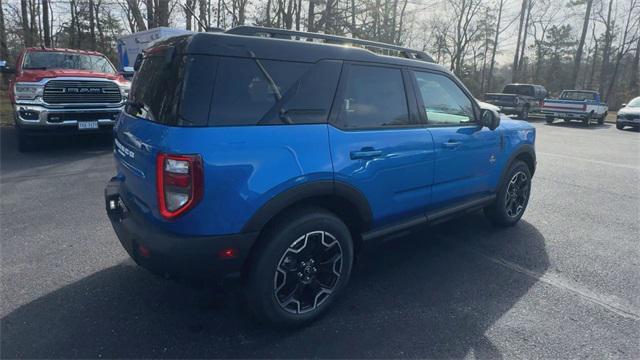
top-left (273, 231), bottom-right (343, 314)
top-left (505, 171), bottom-right (529, 218)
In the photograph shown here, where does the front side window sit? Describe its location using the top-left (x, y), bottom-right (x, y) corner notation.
top-left (414, 71), bottom-right (475, 125)
top-left (22, 51), bottom-right (116, 73)
top-left (335, 65), bottom-right (410, 129)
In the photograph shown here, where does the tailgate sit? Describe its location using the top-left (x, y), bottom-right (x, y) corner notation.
top-left (485, 93), bottom-right (517, 106)
top-left (113, 113), bottom-right (166, 219)
top-left (542, 100), bottom-right (587, 112)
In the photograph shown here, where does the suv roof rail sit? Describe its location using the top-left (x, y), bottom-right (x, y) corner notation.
top-left (225, 26), bottom-right (434, 63)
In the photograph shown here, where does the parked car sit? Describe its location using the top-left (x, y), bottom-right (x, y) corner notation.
top-left (484, 83), bottom-right (547, 121)
top-left (6, 47), bottom-right (130, 151)
top-left (104, 26), bottom-right (537, 327)
top-left (541, 90), bottom-right (608, 126)
top-left (616, 97), bottom-right (640, 130)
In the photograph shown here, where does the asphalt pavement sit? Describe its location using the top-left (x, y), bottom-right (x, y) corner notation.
top-left (1, 121), bottom-right (639, 359)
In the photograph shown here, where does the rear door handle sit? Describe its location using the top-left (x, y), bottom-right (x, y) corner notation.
top-left (350, 148), bottom-right (383, 160)
top-left (442, 140), bottom-right (462, 149)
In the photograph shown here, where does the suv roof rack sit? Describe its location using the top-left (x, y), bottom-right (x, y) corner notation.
top-left (225, 26), bottom-right (434, 63)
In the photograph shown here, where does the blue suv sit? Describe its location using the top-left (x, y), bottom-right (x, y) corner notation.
top-left (105, 27), bottom-right (536, 326)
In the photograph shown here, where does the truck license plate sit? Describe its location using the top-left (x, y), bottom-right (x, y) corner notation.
top-left (78, 121), bottom-right (99, 130)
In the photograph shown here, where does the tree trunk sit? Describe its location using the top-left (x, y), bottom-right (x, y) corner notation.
top-left (487, 0), bottom-right (505, 92)
top-left (512, 0), bottom-right (527, 82)
top-left (89, 0), bottom-right (97, 50)
top-left (598, 0), bottom-right (613, 98)
top-left (571, 0), bottom-right (593, 88)
top-left (156, 0), bottom-right (169, 27)
top-left (631, 37), bottom-right (640, 95)
top-left (94, 0), bottom-right (105, 49)
top-left (517, 0), bottom-right (532, 80)
top-left (307, 0), bottom-right (315, 32)
top-left (127, 0), bottom-right (148, 31)
top-left (21, 0), bottom-right (31, 47)
top-left (146, 0), bottom-right (155, 29)
top-left (199, 0), bottom-right (207, 30)
top-left (0, 0), bottom-right (8, 60)
top-left (41, 0), bottom-right (50, 46)
top-left (295, 0), bottom-right (301, 30)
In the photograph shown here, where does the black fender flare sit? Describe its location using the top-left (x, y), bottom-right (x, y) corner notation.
top-left (241, 180), bottom-right (373, 233)
top-left (497, 144), bottom-right (536, 191)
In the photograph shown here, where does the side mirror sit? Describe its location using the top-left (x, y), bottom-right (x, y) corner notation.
top-left (621, 103), bottom-right (627, 108)
top-left (481, 109), bottom-right (501, 130)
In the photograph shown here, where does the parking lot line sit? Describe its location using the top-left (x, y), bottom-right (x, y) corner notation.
top-left (538, 151), bottom-right (640, 170)
top-left (460, 243), bottom-right (640, 321)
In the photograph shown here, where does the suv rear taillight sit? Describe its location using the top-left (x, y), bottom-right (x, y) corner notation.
top-left (156, 153), bottom-right (203, 220)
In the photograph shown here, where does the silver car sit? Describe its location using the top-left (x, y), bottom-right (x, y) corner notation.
top-left (616, 97), bottom-right (640, 130)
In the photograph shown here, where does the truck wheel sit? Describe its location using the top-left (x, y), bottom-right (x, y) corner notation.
top-left (616, 123), bottom-right (624, 130)
top-left (245, 206), bottom-right (354, 327)
top-left (582, 117), bottom-right (590, 126)
top-left (16, 127), bottom-right (33, 152)
top-left (485, 160), bottom-right (531, 227)
top-left (520, 108), bottom-right (529, 121)
top-left (545, 116), bottom-right (554, 124)
top-left (597, 112), bottom-right (606, 125)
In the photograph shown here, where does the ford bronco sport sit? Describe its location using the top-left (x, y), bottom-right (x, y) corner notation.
top-left (105, 26), bottom-right (536, 326)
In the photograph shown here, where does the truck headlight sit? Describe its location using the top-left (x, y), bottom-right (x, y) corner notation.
top-left (14, 83), bottom-right (43, 100)
top-left (119, 84), bottom-right (130, 99)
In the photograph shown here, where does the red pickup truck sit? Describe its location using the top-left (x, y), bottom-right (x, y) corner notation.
top-left (6, 47), bottom-right (130, 151)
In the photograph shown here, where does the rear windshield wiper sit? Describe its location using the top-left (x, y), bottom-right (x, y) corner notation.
top-left (247, 50), bottom-right (282, 101)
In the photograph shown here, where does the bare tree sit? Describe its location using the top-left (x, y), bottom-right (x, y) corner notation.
top-left (41, 0), bottom-right (50, 46)
top-left (571, 0), bottom-right (593, 88)
top-left (512, 0), bottom-right (527, 82)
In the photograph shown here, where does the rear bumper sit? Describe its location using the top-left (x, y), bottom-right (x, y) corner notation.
top-left (13, 103), bottom-right (121, 133)
top-left (491, 106), bottom-right (522, 115)
top-left (104, 179), bottom-right (258, 282)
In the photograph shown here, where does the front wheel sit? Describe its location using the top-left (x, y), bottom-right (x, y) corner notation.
top-left (616, 123), bottom-right (624, 130)
top-left (597, 112), bottom-right (607, 125)
top-left (245, 207), bottom-right (354, 327)
top-left (520, 108), bottom-right (529, 121)
top-left (545, 116), bottom-right (554, 124)
top-left (485, 160), bottom-right (532, 227)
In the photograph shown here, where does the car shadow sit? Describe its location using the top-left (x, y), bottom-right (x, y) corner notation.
top-left (0, 126), bottom-right (113, 178)
top-left (544, 121), bottom-right (611, 130)
top-left (1, 213), bottom-right (549, 358)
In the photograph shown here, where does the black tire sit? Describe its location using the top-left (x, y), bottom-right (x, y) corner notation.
top-left (597, 112), bottom-right (606, 125)
top-left (485, 160), bottom-right (532, 227)
top-left (245, 206), bottom-right (354, 327)
top-left (520, 107), bottom-right (529, 121)
top-left (545, 116), bottom-right (554, 124)
top-left (16, 127), bottom-right (32, 152)
top-left (616, 123), bottom-right (624, 130)
top-left (582, 117), bottom-right (590, 126)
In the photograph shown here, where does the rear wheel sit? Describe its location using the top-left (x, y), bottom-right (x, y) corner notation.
top-left (245, 207), bottom-right (354, 327)
top-left (545, 116), bottom-right (554, 124)
top-left (616, 123), bottom-right (624, 130)
top-left (520, 107), bottom-right (529, 121)
top-left (485, 160), bottom-right (532, 227)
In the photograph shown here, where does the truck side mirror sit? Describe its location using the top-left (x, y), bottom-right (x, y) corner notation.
top-left (481, 109), bottom-right (500, 130)
top-left (621, 103), bottom-right (627, 108)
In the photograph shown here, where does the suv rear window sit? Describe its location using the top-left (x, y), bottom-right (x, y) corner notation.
top-left (126, 54), bottom-right (215, 126)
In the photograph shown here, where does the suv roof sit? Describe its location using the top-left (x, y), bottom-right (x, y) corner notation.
top-left (164, 29), bottom-right (445, 73)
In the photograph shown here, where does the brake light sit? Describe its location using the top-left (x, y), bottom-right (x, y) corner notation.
top-left (156, 153), bottom-right (203, 220)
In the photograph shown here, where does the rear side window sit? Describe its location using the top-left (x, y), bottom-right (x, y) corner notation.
top-left (561, 91), bottom-right (596, 101)
top-left (335, 64), bottom-right (410, 129)
top-left (126, 54), bottom-right (215, 126)
top-left (209, 58), bottom-right (310, 126)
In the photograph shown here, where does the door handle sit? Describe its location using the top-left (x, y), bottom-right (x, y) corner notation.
top-left (442, 140), bottom-right (462, 149)
top-left (350, 148), bottom-right (383, 160)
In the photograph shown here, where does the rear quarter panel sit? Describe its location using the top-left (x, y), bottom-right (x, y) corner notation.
top-left (115, 115), bottom-right (333, 236)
